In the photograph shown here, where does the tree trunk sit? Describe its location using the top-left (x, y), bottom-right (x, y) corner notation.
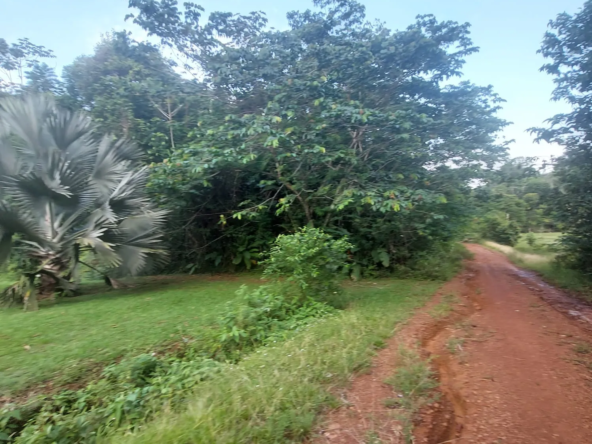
top-left (23, 290), bottom-right (38, 312)
top-left (22, 274), bottom-right (38, 312)
top-left (34, 252), bottom-right (69, 302)
top-left (38, 271), bottom-right (59, 301)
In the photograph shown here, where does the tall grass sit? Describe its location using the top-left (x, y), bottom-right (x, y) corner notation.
top-left (107, 279), bottom-right (440, 444)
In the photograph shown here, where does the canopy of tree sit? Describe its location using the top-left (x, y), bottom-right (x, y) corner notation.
top-left (1, 0), bottom-right (514, 279)
top-left (533, 0), bottom-right (592, 271)
top-left (126, 0), bottom-right (509, 275)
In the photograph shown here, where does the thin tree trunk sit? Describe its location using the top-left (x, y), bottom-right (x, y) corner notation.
top-left (23, 274), bottom-right (38, 312)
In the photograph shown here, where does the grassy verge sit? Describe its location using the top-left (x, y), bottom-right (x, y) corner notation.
top-left (483, 240), bottom-right (592, 302)
top-left (0, 276), bottom-right (249, 394)
top-left (106, 279), bottom-right (440, 444)
top-left (514, 232), bottom-right (561, 255)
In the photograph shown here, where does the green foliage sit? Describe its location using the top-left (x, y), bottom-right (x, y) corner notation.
top-left (61, 31), bottom-right (206, 163)
top-left (514, 232), bottom-right (561, 255)
top-left (385, 348), bottom-right (439, 443)
top-left (1, 231), bottom-right (347, 442)
top-left (480, 216), bottom-right (521, 246)
top-left (217, 285), bottom-right (335, 357)
top-left (525, 232), bottom-right (537, 248)
top-left (24, 63), bottom-right (62, 95)
top-left (0, 95), bottom-right (167, 307)
top-left (0, 285), bottom-right (330, 443)
top-left (123, 0), bottom-right (509, 275)
top-left (4, 2), bottom-right (512, 278)
top-left (262, 228), bottom-right (352, 305)
top-left (532, 1), bottom-right (592, 273)
top-left (386, 349), bottom-right (438, 402)
top-left (216, 228), bottom-right (349, 355)
top-left (0, 38), bottom-right (54, 93)
top-left (428, 294), bottom-right (457, 319)
top-left (470, 158), bottom-right (560, 235)
top-left (392, 242), bottom-right (472, 281)
top-left (0, 277), bottom-right (244, 395)
top-left (106, 278), bottom-right (439, 444)
top-left (0, 276), bottom-right (33, 309)
top-left (1, 354), bottom-right (223, 443)
top-left (503, 249), bottom-right (592, 303)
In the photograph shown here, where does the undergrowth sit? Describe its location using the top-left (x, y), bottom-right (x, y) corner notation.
top-left (0, 228), bottom-right (347, 443)
top-left (428, 294), bottom-right (457, 319)
top-left (108, 280), bottom-right (438, 444)
top-left (394, 243), bottom-right (473, 281)
top-left (0, 291), bottom-right (333, 443)
top-left (0, 230), bottom-right (446, 443)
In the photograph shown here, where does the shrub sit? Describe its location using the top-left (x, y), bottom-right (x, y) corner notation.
top-left (217, 285), bottom-right (335, 357)
top-left (525, 232), bottom-right (537, 248)
top-left (394, 243), bottom-right (472, 281)
top-left (261, 227), bottom-right (352, 306)
top-left (1, 230), bottom-right (348, 443)
top-left (481, 217), bottom-right (521, 246)
top-left (3, 355), bottom-right (224, 444)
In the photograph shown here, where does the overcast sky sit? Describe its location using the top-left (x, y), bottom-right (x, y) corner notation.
top-left (1, 0), bottom-right (584, 161)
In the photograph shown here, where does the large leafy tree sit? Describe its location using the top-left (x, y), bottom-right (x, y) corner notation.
top-left (24, 62), bottom-right (63, 95)
top-left (0, 95), bottom-right (167, 310)
top-left (130, 0), bottom-right (509, 274)
top-left (62, 31), bottom-right (208, 162)
top-left (0, 38), bottom-right (54, 93)
top-left (534, 0), bottom-right (592, 270)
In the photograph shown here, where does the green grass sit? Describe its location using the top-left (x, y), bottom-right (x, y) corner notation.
top-left (514, 232), bottom-right (561, 255)
top-left (0, 275), bottom-right (250, 395)
top-left (106, 278), bottom-right (440, 444)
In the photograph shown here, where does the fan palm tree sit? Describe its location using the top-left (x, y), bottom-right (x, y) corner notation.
top-left (0, 94), bottom-right (167, 310)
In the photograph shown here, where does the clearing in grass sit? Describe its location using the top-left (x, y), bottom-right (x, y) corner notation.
top-left (514, 232), bottom-right (561, 255)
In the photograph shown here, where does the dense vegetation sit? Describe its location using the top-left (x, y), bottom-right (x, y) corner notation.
top-left (0, 228), bottom-right (449, 443)
top-left (531, 0), bottom-right (592, 274)
top-left (469, 157), bottom-right (559, 246)
top-left (1, 0), bottom-right (509, 284)
top-left (3, 0), bottom-right (592, 442)
top-left (0, 95), bottom-right (167, 310)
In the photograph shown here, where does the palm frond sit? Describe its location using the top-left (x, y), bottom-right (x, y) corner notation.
top-left (0, 93), bottom-right (168, 293)
top-left (46, 108), bottom-right (94, 152)
top-left (0, 201), bottom-right (45, 246)
top-left (103, 210), bottom-right (169, 275)
top-left (0, 231), bottom-right (13, 267)
top-left (0, 137), bottom-right (20, 179)
top-left (0, 95), bottom-right (55, 155)
top-left (106, 168), bottom-right (151, 217)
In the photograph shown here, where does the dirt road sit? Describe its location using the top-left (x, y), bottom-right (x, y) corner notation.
top-left (315, 244), bottom-right (592, 444)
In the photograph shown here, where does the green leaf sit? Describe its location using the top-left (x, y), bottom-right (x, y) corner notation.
top-left (378, 250), bottom-right (390, 267)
